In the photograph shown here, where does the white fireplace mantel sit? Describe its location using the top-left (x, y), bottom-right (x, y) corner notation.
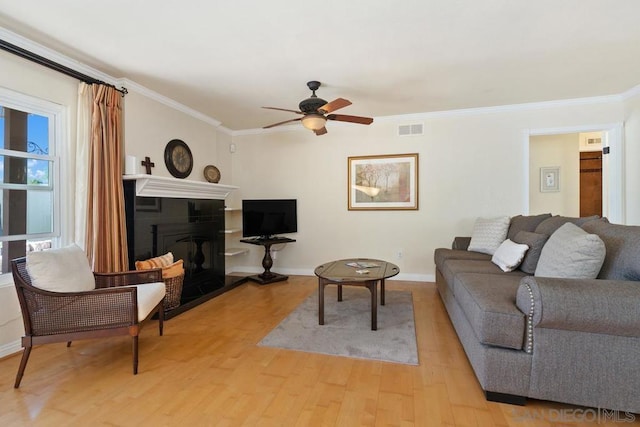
top-left (123, 174), bottom-right (237, 200)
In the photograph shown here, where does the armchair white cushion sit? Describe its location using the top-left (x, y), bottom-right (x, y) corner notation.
top-left (124, 283), bottom-right (167, 320)
top-left (26, 244), bottom-right (95, 292)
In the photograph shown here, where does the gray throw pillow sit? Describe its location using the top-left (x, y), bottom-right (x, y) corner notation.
top-left (507, 213), bottom-right (552, 240)
top-left (534, 215), bottom-right (600, 236)
top-left (535, 223), bottom-right (606, 279)
top-left (512, 231), bottom-right (549, 274)
top-left (581, 220), bottom-right (640, 280)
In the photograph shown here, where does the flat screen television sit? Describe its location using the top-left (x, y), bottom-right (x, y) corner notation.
top-left (242, 199), bottom-right (297, 239)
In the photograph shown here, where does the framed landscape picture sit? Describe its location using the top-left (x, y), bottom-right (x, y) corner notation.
top-left (348, 153), bottom-right (419, 210)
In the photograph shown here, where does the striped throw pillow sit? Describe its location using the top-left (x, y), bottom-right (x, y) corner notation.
top-left (135, 252), bottom-right (174, 270)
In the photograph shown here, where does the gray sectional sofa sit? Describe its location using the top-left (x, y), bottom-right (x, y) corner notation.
top-left (434, 214), bottom-right (640, 413)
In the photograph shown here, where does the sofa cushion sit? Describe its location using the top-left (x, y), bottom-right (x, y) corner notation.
top-left (581, 220), bottom-right (640, 281)
top-left (534, 215), bottom-right (599, 236)
top-left (453, 273), bottom-right (525, 350)
top-left (26, 244), bottom-right (95, 293)
top-left (535, 223), bottom-right (605, 279)
top-left (491, 239), bottom-right (529, 272)
top-left (512, 231), bottom-right (549, 274)
top-left (468, 216), bottom-right (511, 255)
top-left (439, 259), bottom-right (527, 296)
top-left (434, 248), bottom-right (491, 269)
top-left (507, 213), bottom-right (552, 240)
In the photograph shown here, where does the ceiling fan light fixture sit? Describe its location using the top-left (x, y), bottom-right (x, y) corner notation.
top-left (301, 113), bottom-right (327, 131)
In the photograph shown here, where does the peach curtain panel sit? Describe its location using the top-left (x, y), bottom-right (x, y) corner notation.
top-left (85, 84), bottom-right (129, 272)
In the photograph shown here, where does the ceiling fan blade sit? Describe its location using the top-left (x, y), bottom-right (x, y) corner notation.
top-left (262, 106), bottom-right (303, 114)
top-left (314, 127), bottom-right (328, 136)
top-left (327, 114), bottom-right (373, 125)
top-left (318, 98), bottom-right (351, 114)
top-left (263, 117), bottom-right (302, 129)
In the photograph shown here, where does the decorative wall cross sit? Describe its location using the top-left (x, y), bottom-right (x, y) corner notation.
top-left (141, 156), bottom-right (155, 174)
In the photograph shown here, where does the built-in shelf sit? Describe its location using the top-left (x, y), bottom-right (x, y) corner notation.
top-left (123, 174), bottom-right (237, 200)
top-left (224, 247), bottom-right (249, 257)
top-left (223, 228), bottom-right (242, 234)
top-left (224, 207), bottom-right (244, 257)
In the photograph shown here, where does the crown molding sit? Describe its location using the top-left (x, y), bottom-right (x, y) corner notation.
top-left (231, 116), bottom-right (354, 137)
top-left (0, 26), bottom-right (120, 86)
top-left (376, 93), bottom-right (623, 123)
top-left (4, 25), bottom-right (639, 135)
top-left (217, 125), bottom-right (234, 135)
top-left (1, 26), bottom-right (224, 128)
top-left (233, 93), bottom-right (625, 135)
top-left (117, 78), bottom-right (221, 127)
top-left (231, 124), bottom-right (304, 137)
top-left (621, 82), bottom-right (640, 101)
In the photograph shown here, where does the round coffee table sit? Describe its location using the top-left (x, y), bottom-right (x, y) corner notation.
top-left (314, 258), bottom-right (400, 331)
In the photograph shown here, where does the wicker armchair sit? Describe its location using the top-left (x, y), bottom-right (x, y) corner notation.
top-left (11, 256), bottom-right (166, 388)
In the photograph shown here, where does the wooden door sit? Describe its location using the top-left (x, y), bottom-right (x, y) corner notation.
top-left (579, 151), bottom-right (602, 217)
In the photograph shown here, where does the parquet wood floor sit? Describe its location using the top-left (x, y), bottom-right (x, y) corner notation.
top-left (0, 277), bottom-right (634, 426)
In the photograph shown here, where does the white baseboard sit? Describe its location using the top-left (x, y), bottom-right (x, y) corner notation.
top-left (0, 339), bottom-right (21, 359)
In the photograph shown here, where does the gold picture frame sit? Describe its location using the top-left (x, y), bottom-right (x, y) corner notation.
top-left (348, 153), bottom-right (419, 210)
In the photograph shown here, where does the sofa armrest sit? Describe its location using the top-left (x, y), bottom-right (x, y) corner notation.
top-left (516, 276), bottom-right (640, 338)
top-left (452, 236), bottom-right (471, 250)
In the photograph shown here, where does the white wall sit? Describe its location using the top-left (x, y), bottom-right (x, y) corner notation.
top-left (529, 133), bottom-right (580, 216)
top-left (230, 100), bottom-right (624, 281)
top-left (123, 91), bottom-right (224, 183)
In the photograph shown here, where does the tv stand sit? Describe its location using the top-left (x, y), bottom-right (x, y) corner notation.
top-left (240, 237), bottom-right (296, 284)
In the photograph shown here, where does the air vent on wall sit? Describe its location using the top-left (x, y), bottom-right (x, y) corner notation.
top-left (398, 123), bottom-right (424, 136)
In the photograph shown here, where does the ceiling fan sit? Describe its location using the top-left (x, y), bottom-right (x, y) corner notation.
top-left (262, 81), bottom-right (374, 135)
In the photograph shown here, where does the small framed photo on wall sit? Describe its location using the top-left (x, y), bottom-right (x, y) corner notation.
top-left (540, 167), bottom-right (560, 192)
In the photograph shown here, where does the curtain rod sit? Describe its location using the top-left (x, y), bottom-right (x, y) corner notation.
top-left (0, 38), bottom-right (128, 96)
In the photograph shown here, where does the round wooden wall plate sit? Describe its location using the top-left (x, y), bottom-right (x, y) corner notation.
top-left (204, 165), bottom-right (221, 183)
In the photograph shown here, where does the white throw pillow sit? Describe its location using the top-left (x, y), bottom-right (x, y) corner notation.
top-left (26, 244), bottom-right (95, 292)
top-left (491, 239), bottom-right (529, 272)
top-left (467, 216), bottom-right (511, 255)
top-left (535, 223), bottom-right (606, 279)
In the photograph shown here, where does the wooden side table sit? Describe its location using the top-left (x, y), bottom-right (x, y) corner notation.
top-left (240, 237), bottom-right (295, 284)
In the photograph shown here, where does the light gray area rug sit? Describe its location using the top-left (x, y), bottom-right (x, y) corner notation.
top-left (258, 287), bottom-right (419, 365)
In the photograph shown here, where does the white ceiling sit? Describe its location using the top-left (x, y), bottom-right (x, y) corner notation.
top-left (1, 0), bottom-right (640, 131)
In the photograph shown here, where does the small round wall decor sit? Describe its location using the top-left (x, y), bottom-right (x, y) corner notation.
top-left (204, 165), bottom-right (221, 183)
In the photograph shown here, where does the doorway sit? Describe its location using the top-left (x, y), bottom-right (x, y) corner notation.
top-left (580, 150), bottom-right (602, 217)
top-left (525, 123), bottom-right (623, 224)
